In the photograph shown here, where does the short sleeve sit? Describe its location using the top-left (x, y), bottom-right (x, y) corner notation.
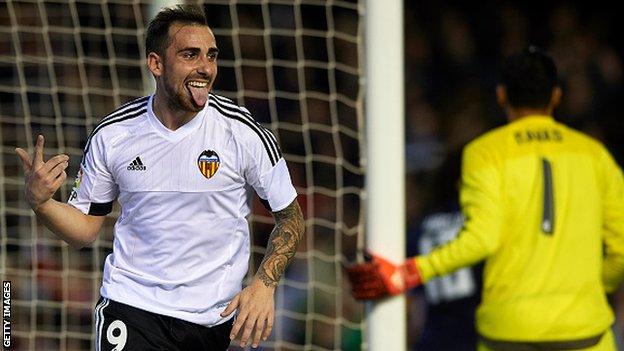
top-left (242, 127), bottom-right (297, 212)
top-left (68, 133), bottom-right (119, 215)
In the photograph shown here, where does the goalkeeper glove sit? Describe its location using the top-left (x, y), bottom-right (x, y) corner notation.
top-left (346, 253), bottom-right (422, 300)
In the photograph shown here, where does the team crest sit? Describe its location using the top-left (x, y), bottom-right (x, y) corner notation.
top-left (197, 150), bottom-right (220, 179)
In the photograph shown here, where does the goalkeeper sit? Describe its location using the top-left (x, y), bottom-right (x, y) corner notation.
top-left (348, 47), bottom-right (624, 350)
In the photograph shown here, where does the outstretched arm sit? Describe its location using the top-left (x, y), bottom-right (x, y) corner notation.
top-left (222, 199), bottom-right (305, 348)
top-left (16, 135), bottom-right (105, 249)
top-left (348, 143), bottom-right (500, 300)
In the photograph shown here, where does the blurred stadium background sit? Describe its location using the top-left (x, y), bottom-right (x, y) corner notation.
top-left (0, 0), bottom-right (623, 350)
top-left (403, 1), bottom-right (624, 348)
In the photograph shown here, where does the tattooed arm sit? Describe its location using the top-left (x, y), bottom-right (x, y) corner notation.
top-left (256, 200), bottom-right (305, 286)
top-left (221, 199), bottom-right (305, 348)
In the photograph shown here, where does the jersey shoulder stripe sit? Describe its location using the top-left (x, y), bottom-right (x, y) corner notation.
top-left (209, 93), bottom-right (281, 166)
top-left (100, 96), bottom-right (150, 124)
top-left (82, 96), bottom-right (149, 161)
top-left (210, 94), bottom-right (281, 158)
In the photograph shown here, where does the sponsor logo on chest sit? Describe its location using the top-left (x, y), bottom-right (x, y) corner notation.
top-left (127, 156), bottom-right (147, 171)
top-left (123, 151), bottom-right (222, 179)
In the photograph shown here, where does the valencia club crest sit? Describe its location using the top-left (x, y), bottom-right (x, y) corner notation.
top-left (197, 150), bottom-right (220, 179)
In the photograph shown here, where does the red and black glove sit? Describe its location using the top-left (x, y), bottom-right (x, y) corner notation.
top-left (346, 253), bottom-right (422, 300)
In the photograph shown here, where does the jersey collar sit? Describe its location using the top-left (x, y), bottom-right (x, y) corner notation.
top-left (146, 94), bottom-right (206, 142)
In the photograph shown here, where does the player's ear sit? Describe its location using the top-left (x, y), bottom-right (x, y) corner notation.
top-left (550, 86), bottom-right (562, 109)
top-left (147, 52), bottom-right (163, 77)
top-left (496, 85), bottom-right (507, 108)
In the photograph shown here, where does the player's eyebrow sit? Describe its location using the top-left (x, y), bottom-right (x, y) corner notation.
top-left (177, 47), bottom-right (219, 55)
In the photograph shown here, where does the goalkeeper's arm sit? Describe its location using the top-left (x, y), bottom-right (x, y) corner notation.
top-left (600, 147), bottom-right (624, 293)
top-left (16, 135), bottom-right (105, 249)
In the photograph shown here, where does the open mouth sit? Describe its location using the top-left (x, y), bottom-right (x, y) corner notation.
top-left (186, 80), bottom-right (209, 107)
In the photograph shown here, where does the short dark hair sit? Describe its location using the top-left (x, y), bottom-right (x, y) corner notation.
top-left (145, 4), bottom-right (208, 57)
top-left (500, 46), bottom-right (559, 109)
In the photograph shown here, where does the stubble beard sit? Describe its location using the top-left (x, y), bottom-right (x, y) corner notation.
top-left (162, 75), bottom-right (204, 113)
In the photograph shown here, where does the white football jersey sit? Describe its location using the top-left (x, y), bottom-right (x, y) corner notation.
top-left (68, 94), bottom-right (297, 326)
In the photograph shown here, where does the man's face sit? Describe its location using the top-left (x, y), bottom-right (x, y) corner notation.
top-left (158, 23), bottom-right (218, 113)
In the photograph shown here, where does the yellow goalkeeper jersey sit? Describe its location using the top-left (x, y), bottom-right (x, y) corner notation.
top-left (416, 115), bottom-right (624, 341)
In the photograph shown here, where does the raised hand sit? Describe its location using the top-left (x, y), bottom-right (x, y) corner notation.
top-left (15, 135), bottom-right (69, 210)
top-left (220, 279), bottom-right (275, 349)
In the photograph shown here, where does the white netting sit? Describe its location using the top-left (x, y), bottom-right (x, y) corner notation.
top-left (0, 0), bottom-right (365, 350)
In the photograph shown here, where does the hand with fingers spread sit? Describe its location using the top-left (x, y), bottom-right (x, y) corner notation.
top-left (15, 135), bottom-right (70, 211)
top-left (221, 278), bottom-right (275, 349)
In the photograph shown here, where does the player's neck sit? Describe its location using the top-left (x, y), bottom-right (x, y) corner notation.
top-left (506, 107), bottom-right (553, 122)
top-left (152, 94), bottom-right (198, 131)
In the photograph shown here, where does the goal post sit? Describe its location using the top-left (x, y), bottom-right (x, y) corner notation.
top-left (364, 0), bottom-right (406, 350)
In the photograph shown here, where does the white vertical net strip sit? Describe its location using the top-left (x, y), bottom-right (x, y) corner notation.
top-left (0, 0), bottom-right (366, 350)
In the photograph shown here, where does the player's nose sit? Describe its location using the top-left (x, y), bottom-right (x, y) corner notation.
top-left (196, 56), bottom-right (214, 76)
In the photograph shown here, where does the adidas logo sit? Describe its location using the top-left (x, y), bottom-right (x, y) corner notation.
top-left (127, 157), bottom-right (146, 171)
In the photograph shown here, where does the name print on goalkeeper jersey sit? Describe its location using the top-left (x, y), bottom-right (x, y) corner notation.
top-left (347, 47), bottom-right (624, 350)
top-left (69, 93), bottom-right (297, 327)
top-left (514, 128), bottom-right (563, 143)
top-left (415, 115), bottom-right (624, 341)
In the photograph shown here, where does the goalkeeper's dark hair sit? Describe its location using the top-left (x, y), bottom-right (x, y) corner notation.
top-left (500, 46), bottom-right (559, 109)
top-left (146, 4), bottom-right (208, 57)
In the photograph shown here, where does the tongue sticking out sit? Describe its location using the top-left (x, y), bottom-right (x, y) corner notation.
top-left (188, 85), bottom-right (209, 107)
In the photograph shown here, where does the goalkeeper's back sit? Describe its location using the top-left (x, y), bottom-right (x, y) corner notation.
top-left (471, 114), bottom-right (624, 340)
top-left (414, 48), bottom-right (624, 347)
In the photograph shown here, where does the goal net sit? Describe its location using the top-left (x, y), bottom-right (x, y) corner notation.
top-left (0, 0), bottom-right (365, 350)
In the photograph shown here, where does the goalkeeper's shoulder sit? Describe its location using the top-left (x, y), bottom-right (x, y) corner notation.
top-left (459, 127), bottom-right (509, 174)
top-left (464, 124), bottom-right (509, 155)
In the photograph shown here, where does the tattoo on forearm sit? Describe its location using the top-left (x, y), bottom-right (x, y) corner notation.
top-left (257, 200), bottom-right (305, 287)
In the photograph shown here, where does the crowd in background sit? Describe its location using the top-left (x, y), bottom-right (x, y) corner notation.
top-left (404, 0), bottom-right (624, 346)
